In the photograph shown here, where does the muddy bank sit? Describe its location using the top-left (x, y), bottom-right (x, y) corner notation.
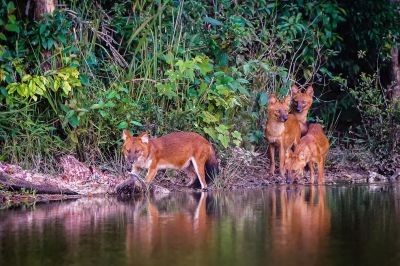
top-left (1, 145), bottom-right (399, 207)
top-left (155, 146), bottom-right (400, 190)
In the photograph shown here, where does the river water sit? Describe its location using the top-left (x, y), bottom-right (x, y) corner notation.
top-left (1, 185), bottom-right (400, 266)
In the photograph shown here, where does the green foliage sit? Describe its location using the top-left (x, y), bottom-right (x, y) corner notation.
top-left (6, 66), bottom-right (81, 101)
top-left (0, 0), bottom-right (381, 170)
top-left (348, 73), bottom-right (400, 151)
top-left (153, 54), bottom-right (247, 147)
top-left (0, 1), bottom-right (20, 36)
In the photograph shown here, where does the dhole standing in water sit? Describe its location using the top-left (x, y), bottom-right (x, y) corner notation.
top-left (291, 85), bottom-right (314, 136)
top-left (122, 130), bottom-right (219, 191)
top-left (285, 123), bottom-right (329, 184)
top-left (266, 94), bottom-right (301, 177)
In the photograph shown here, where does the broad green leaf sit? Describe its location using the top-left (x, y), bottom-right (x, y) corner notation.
top-left (22, 75), bottom-right (32, 82)
top-left (259, 92), bottom-right (268, 106)
top-left (117, 121), bottom-right (128, 130)
top-left (53, 79), bottom-right (60, 92)
top-left (104, 101), bottom-right (116, 108)
top-left (62, 81), bottom-right (72, 95)
top-left (204, 17), bottom-right (223, 26)
top-left (201, 111), bottom-right (219, 123)
top-left (106, 90), bottom-right (119, 99)
top-left (204, 127), bottom-right (218, 141)
top-left (217, 133), bottom-right (230, 148)
top-left (7, 2), bottom-right (16, 13)
top-left (131, 120), bottom-right (143, 127)
top-left (39, 23), bottom-right (46, 35)
top-left (215, 124), bottom-right (230, 134)
top-left (99, 110), bottom-right (108, 117)
top-left (197, 61), bottom-right (213, 75)
top-left (68, 115), bottom-right (80, 128)
top-left (232, 130), bottom-right (242, 140)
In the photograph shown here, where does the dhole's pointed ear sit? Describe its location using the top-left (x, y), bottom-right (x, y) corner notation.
top-left (268, 94), bottom-right (277, 105)
top-left (306, 86), bottom-right (314, 97)
top-left (122, 129), bottom-right (132, 141)
top-left (282, 95), bottom-right (291, 106)
top-left (290, 85), bottom-right (299, 94)
top-left (139, 132), bottom-right (149, 143)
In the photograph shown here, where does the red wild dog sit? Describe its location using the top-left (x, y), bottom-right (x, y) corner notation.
top-left (291, 85), bottom-right (314, 136)
top-left (266, 94), bottom-right (301, 177)
top-left (285, 123), bottom-right (329, 184)
top-left (122, 130), bottom-right (219, 190)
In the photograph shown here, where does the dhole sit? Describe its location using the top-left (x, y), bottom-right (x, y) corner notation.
top-left (266, 94), bottom-right (301, 177)
top-left (291, 85), bottom-right (314, 136)
top-left (122, 130), bottom-right (219, 190)
top-left (285, 123), bottom-right (329, 184)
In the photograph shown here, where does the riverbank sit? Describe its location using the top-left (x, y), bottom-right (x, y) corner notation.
top-left (1, 144), bottom-right (399, 207)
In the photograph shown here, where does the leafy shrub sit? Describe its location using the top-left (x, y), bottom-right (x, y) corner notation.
top-left (0, 0), bottom-right (348, 169)
top-left (349, 73), bottom-right (400, 151)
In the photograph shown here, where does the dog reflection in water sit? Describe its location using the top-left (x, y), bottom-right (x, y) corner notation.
top-left (125, 192), bottom-right (211, 257)
top-left (270, 186), bottom-right (331, 265)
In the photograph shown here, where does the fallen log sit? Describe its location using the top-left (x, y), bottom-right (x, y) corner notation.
top-left (0, 172), bottom-right (79, 195)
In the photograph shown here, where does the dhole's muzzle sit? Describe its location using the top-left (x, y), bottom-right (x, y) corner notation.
top-left (295, 102), bottom-right (303, 113)
top-left (279, 112), bottom-right (288, 122)
top-left (125, 152), bottom-right (140, 165)
top-left (124, 153), bottom-right (139, 172)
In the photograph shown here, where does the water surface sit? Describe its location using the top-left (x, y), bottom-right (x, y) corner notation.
top-left (1, 185), bottom-right (400, 266)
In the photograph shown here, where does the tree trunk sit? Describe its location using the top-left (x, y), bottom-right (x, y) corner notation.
top-left (34, 0), bottom-right (56, 19)
top-left (33, 0), bottom-right (56, 70)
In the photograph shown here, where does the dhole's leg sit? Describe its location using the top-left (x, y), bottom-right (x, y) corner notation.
top-left (144, 163), bottom-right (158, 184)
top-left (192, 158), bottom-right (208, 191)
top-left (269, 144), bottom-right (275, 175)
top-left (308, 162), bottom-right (315, 184)
top-left (317, 158), bottom-right (325, 184)
top-left (279, 144), bottom-right (286, 177)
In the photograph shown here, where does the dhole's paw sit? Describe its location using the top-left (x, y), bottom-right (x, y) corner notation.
top-left (269, 170), bottom-right (275, 176)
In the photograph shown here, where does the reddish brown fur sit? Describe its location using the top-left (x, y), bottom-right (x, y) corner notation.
top-left (266, 94), bottom-right (301, 177)
top-left (285, 123), bottom-right (329, 184)
top-left (122, 130), bottom-right (218, 190)
top-left (291, 85), bottom-right (314, 136)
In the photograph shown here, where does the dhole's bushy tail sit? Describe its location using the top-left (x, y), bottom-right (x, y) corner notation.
top-left (205, 146), bottom-right (219, 181)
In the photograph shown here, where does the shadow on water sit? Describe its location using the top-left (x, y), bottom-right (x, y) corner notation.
top-left (1, 185), bottom-right (400, 266)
